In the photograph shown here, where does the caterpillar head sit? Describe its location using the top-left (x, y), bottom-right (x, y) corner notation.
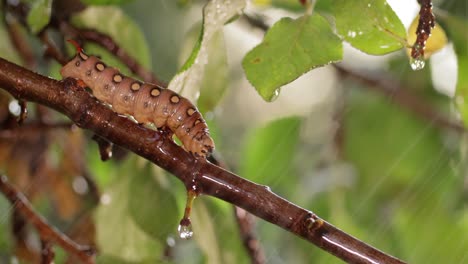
top-left (192, 132), bottom-right (214, 158)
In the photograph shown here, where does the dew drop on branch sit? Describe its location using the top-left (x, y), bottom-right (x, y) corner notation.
top-left (178, 218), bottom-right (194, 240)
top-left (177, 189), bottom-right (198, 239)
top-left (410, 56), bottom-right (425, 71)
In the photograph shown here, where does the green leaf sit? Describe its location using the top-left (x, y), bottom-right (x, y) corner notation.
top-left (180, 23), bottom-right (229, 113)
top-left (26, 0), bottom-right (52, 34)
top-left (240, 117), bottom-right (302, 188)
top-left (168, 0), bottom-right (246, 102)
top-left (440, 15), bottom-right (468, 126)
top-left (242, 14), bottom-right (342, 101)
top-left (253, 0), bottom-right (333, 12)
top-left (95, 158), bottom-right (161, 262)
top-left (330, 0), bottom-right (406, 54)
top-left (80, 0), bottom-right (135, 5)
top-left (128, 164), bottom-right (179, 241)
top-left (71, 6), bottom-right (151, 69)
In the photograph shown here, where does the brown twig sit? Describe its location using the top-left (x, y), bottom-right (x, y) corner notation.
top-left (0, 175), bottom-right (96, 264)
top-left (39, 31), bottom-right (68, 65)
top-left (91, 134), bottom-right (113, 161)
top-left (0, 57), bottom-right (406, 264)
top-left (40, 239), bottom-right (54, 264)
top-left (412, 0), bottom-right (435, 59)
top-left (234, 207), bottom-right (266, 264)
top-left (58, 21), bottom-right (166, 87)
top-left (210, 155), bottom-right (266, 264)
top-left (17, 99), bottom-right (28, 124)
top-left (335, 65), bottom-right (465, 134)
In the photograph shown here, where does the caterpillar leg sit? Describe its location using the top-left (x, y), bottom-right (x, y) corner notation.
top-left (62, 77), bottom-right (88, 90)
top-left (159, 126), bottom-right (174, 140)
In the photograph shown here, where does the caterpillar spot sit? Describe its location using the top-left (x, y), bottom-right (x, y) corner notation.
top-left (170, 95), bottom-right (180, 104)
top-left (187, 108), bottom-right (195, 116)
top-left (75, 61), bottom-right (81, 67)
top-left (113, 74), bottom-right (123, 83)
top-left (143, 101), bottom-right (150, 108)
top-left (95, 63), bottom-right (105, 72)
top-left (131, 82), bottom-right (141, 91)
top-left (150, 88), bottom-right (161, 97)
top-left (86, 70), bottom-right (92, 77)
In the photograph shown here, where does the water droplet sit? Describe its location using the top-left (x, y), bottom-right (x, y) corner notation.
top-left (270, 88), bottom-right (281, 101)
top-left (347, 31), bottom-right (356, 38)
top-left (8, 99), bottom-right (21, 116)
top-left (177, 219), bottom-right (193, 239)
top-left (410, 57), bottom-right (425, 70)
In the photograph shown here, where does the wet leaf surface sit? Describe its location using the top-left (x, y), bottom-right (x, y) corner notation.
top-left (242, 14), bottom-right (342, 101)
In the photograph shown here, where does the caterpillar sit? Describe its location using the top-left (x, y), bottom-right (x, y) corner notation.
top-left (60, 41), bottom-right (214, 158)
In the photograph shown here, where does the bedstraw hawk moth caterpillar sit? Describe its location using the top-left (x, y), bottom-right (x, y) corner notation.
top-left (60, 41), bottom-right (214, 158)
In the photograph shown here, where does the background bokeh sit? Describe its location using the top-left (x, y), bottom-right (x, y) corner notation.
top-left (0, 0), bottom-right (467, 263)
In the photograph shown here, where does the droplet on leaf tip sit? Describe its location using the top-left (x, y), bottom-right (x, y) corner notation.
top-left (269, 88), bottom-right (281, 101)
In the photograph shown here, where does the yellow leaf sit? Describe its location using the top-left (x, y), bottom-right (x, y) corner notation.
top-left (252, 0), bottom-right (271, 6)
top-left (407, 15), bottom-right (448, 59)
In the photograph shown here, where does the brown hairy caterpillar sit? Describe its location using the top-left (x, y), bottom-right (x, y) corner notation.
top-left (60, 40), bottom-right (214, 157)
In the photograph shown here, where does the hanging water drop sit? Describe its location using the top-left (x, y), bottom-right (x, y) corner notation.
top-left (177, 218), bottom-right (193, 239)
top-left (177, 189), bottom-right (198, 239)
top-left (410, 57), bottom-right (425, 71)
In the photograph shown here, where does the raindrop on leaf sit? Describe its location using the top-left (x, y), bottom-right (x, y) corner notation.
top-left (269, 88), bottom-right (281, 101)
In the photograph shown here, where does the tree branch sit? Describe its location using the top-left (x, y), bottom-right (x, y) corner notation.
top-left (0, 175), bottom-right (95, 264)
top-left (335, 65), bottom-right (465, 133)
top-left (0, 57), bottom-right (406, 264)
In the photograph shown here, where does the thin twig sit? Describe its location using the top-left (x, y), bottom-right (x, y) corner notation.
top-left (91, 134), bottom-right (113, 161)
top-left (17, 99), bottom-right (27, 125)
top-left (0, 175), bottom-right (96, 264)
top-left (234, 207), bottom-right (266, 264)
top-left (39, 31), bottom-right (68, 65)
top-left (334, 65), bottom-right (465, 134)
top-left (40, 239), bottom-right (54, 264)
top-left (412, 0), bottom-right (435, 59)
top-left (0, 57), bottom-right (406, 264)
top-left (210, 155), bottom-right (266, 264)
top-left (59, 21), bottom-right (166, 87)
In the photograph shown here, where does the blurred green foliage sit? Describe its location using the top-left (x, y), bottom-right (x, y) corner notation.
top-left (26, 0), bottom-right (52, 34)
top-left (0, 0), bottom-right (467, 263)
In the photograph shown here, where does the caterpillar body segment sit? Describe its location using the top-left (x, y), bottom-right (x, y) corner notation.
top-left (60, 50), bottom-right (214, 157)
